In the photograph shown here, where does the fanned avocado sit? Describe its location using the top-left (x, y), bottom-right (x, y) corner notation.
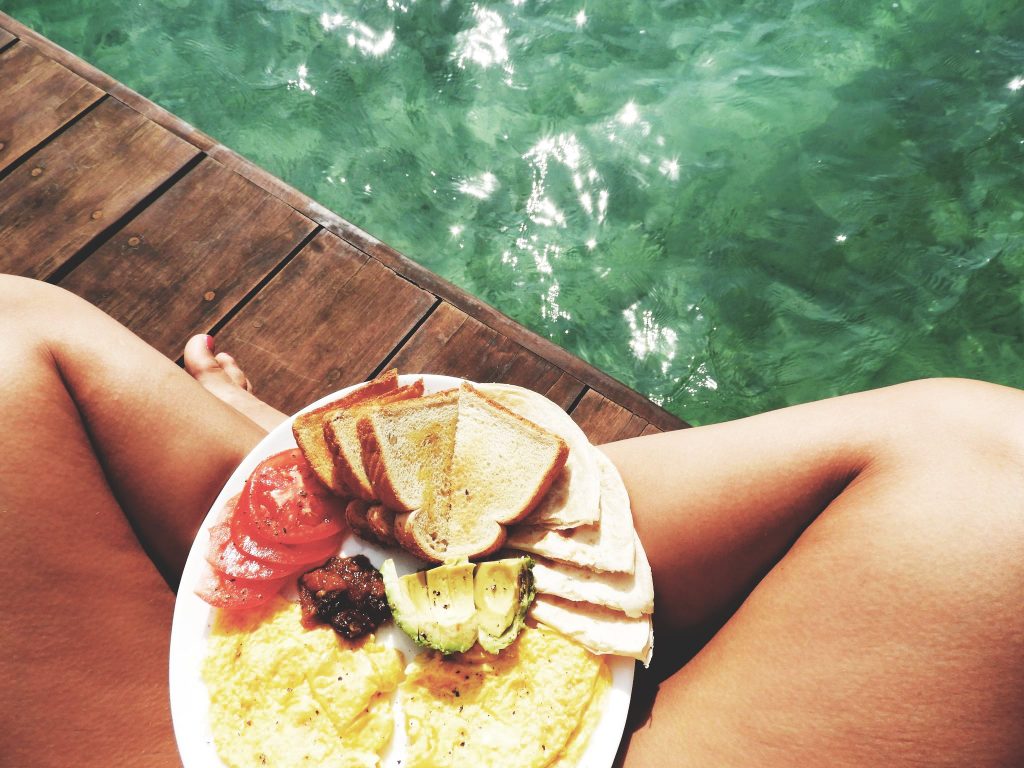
top-left (381, 558), bottom-right (477, 653)
top-left (382, 557), bottom-right (536, 654)
top-left (475, 557), bottom-right (535, 653)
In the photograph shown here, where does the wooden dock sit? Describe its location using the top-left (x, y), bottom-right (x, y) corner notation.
top-left (0, 13), bottom-right (687, 442)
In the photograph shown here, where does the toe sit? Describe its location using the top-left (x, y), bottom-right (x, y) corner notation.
top-left (183, 334), bottom-right (220, 377)
top-left (181, 334), bottom-right (286, 431)
top-left (215, 352), bottom-right (253, 392)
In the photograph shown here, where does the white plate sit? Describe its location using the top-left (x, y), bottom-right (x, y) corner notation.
top-left (169, 374), bottom-right (634, 768)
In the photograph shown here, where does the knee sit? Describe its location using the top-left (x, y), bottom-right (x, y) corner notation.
top-left (0, 275), bottom-right (87, 341)
top-left (884, 378), bottom-right (1024, 466)
top-left (881, 378), bottom-right (1024, 550)
top-left (0, 273), bottom-right (62, 317)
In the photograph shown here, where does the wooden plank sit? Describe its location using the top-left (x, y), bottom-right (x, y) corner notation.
top-left (59, 157), bottom-right (316, 357)
top-left (570, 389), bottom-right (650, 445)
top-left (213, 231), bottom-right (438, 415)
top-left (616, 413), bottom-right (650, 441)
top-left (0, 98), bottom-right (198, 279)
top-left (640, 423), bottom-right (664, 437)
top-left (386, 302), bottom-right (583, 410)
top-left (543, 370), bottom-right (586, 412)
top-left (0, 15), bottom-right (216, 151)
top-left (0, 27), bottom-right (15, 50)
top-left (0, 43), bottom-right (103, 172)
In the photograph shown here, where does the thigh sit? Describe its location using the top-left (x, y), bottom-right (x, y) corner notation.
top-left (615, 381), bottom-right (1024, 767)
top-left (1, 276), bottom-right (265, 580)
top-left (0, 277), bottom-right (265, 767)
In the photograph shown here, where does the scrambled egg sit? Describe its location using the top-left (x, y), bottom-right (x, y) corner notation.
top-left (202, 599), bottom-right (404, 768)
top-left (202, 602), bottom-right (608, 768)
top-left (399, 624), bottom-right (611, 768)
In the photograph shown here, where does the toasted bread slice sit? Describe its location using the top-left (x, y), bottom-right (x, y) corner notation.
top-left (358, 388), bottom-right (461, 512)
top-left (476, 383), bottom-right (600, 528)
top-left (324, 380), bottom-right (425, 499)
top-left (292, 369), bottom-right (399, 494)
top-left (449, 384), bottom-right (568, 525)
top-left (394, 383), bottom-right (569, 562)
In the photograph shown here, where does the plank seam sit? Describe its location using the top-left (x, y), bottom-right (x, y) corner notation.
top-left (366, 297), bottom-right (444, 381)
top-left (0, 34), bottom-right (16, 54)
top-left (566, 385), bottom-right (590, 415)
top-left (0, 93), bottom-right (107, 186)
top-left (204, 225), bottom-right (324, 340)
top-left (46, 151), bottom-right (207, 285)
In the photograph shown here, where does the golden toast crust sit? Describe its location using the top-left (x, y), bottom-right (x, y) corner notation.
top-left (291, 369), bottom-right (399, 494)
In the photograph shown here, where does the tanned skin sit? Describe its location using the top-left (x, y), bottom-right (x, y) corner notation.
top-left (1, 274), bottom-right (1021, 768)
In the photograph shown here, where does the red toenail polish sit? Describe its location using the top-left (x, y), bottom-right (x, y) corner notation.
top-left (206, 334), bottom-right (215, 352)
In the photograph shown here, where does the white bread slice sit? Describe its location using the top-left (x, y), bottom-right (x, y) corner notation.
top-left (449, 383), bottom-right (569, 526)
top-left (506, 449), bottom-right (635, 573)
top-left (393, 383), bottom-right (569, 563)
top-left (358, 388), bottom-right (461, 512)
top-left (476, 383), bottom-right (600, 529)
top-left (525, 532), bottom-right (653, 617)
top-left (323, 379), bottom-right (425, 499)
top-left (291, 369), bottom-right (399, 494)
top-left (530, 594), bottom-right (654, 667)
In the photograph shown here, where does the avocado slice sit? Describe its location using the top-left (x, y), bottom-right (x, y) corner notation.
top-left (382, 556), bottom-right (535, 654)
top-left (381, 559), bottom-right (430, 644)
top-left (475, 557), bottom-right (535, 653)
top-left (424, 558), bottom-right (477, 653)
top-left (381, 558), bottom-right (477, 653)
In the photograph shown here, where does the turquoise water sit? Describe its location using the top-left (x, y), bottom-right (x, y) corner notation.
top-left (8, 0), bottom-right (1024, 425)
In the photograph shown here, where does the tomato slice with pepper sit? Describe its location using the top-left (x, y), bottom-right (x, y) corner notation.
top-left (195, 568), bottom-right (289, 610)
top-left (206, 522), bottom-right (302, 580)
top-left (243, 448), bottom-right (347, 544)
top-left (230, 504), bottom-right (345, 566)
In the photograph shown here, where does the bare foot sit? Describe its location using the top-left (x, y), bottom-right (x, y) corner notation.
top-left (183, 334), bottom-right (288, 432)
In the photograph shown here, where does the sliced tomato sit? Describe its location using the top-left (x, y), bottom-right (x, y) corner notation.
top-left (194, 567), bottom-right (288, 610)
top-left (227, 488), bottom-right (343, 565)
top-left (243, 448), bottom-right (347, 544)
top-left (231, 510), bottom-right (345, 566)
top-left (206, 522), bottom-right (303, 580)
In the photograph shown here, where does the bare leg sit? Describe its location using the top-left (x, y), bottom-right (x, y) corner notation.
top-left (4, 273), bottom-right (1022, 767)
top-left (0, 276), bottom-right (269, 767)
top-left (606, 379), bottom-right (1024, 767)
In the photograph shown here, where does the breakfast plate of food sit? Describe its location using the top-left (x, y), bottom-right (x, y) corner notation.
top-left (169, 372), bottom-right (654, 768)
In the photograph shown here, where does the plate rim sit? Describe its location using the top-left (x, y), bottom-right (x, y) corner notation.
top-left (169, 373), bottom-right (635, 768)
